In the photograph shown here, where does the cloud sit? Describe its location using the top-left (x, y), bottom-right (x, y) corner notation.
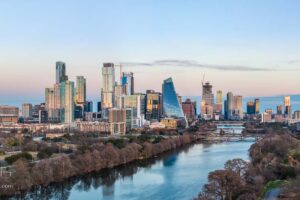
top-left (120, 59), bottom-right (273, 71)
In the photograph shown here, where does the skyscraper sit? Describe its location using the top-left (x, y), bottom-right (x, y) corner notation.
top-left (234, 95), bottom-right (243, 119)
top-left (162, 78), bottom-right (185, 118)
top-left (226, 92), bottom-right (234, 119)
top-left (216, 90), bottom-right (222, 104)
top-left (56, 61), bottom-right (67, 84)
top-left (101, 63), bottom-right (115, 109)
top-left (247, 101), bottom-right (255, 115)
top-left (60, 80), bottom-right (75, 124)
top-left (75, 76), bottom-right (86, 105)
top-left (122, 72), bottom-right (134, 95)
top-left (255, 98), bottom-right (260, 114)
top-left (277, 105), bottom-right (283, 115)
top-left (284, 96), bottom-right (291, 107)
top-left (201, 82), bottom-right (214, 119)
top-left (145, 90), bottom-right (162, 121)
top-left (22, 103), bottom-right (33, 119)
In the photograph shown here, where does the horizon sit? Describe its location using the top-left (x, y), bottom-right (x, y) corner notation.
top-left (1, 0), bottom-right (300, 104)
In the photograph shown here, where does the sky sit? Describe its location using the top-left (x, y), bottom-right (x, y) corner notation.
top-left (1, 0), bottom-right (300, 106)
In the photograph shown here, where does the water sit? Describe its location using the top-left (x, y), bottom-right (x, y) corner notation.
top-left (16, 141), bottom-right (253, 200)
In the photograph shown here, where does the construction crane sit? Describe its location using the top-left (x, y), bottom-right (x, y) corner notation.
top-left (113, 63), bottom-right (124, 83)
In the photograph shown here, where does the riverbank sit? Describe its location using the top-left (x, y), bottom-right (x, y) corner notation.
top-left (0, 134), bottom-right (197, 198)
top-left (195, 128), bottom-right (300, 200)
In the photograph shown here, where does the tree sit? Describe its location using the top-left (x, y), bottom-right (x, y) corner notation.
top-left (198, 170), bottom-right (244, 200)
top-left (224, 159), bottom-right (248, 177)
top-left (11, 159), bottom-right (32, 191)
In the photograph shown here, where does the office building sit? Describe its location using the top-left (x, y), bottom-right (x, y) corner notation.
top-left (22, 103), bottom-right (33, 119)
top-left (162, 78), bottom-right (185, 118)
top-left (0, 106), bottom-right (19, 123)
top-left (123, 94), bottom-right (144, 128)
top-left (201, 82), bottom-right (214, 119)
top-left (216, 90), bottom-right (222, 104)
top-left (60, 80), bottom-right (75, 124)
top-left (247, 101), bottom-right (255, 115)
top-left (101, 63), bottom-right (115, 109)
top-left (255, 98), bottom-right (260, 114)
top-left (182, 99), bottom-right (197, 121)
top-left (277, 105), bottom-right (283, 115)
top-left (284, 96), bottom-right (291, 107)
top-left (97, 101), bottom-right (101, 112)
top-left (226, 92), bottom-right (234, 119)
top-left (114, 85), bottom-right (124, 108)
top-left (122, 72), bottom-right (134, 95)
top-left (145, 90), bottom-right (162, 121)
top-left (84, 101), bottom-right (93, 112)
top-left (125, 108), bottom-right (133, 131)
top-left (75, 76), bottom-right (86, 114)
top-left (294, 111), bottom-right (300, 119)
top-left (233, 95), bottom-right (243, 120)
top-left (285, 105), bottom-right (292, 119)
top-left (161, 118), bottom-right (178, 129)
top-left (56, 61), bottom-right (67, 84)
top-left (108, 108), bottom-right (126, 135)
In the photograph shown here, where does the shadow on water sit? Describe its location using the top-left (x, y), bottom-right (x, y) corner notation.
top-left (8, 144), bottom-right (194, 200)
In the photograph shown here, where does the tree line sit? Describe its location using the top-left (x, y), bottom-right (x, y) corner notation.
top-left (0, 134), bottom-right (195, 197)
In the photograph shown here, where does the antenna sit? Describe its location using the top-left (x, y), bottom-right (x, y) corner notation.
top-left (202, 73), bottom-right (205, 86)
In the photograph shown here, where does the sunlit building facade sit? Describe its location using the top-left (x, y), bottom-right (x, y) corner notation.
top-left (145, 90), bottom-right (162, 121)
top-left (60, 80), bottom-right (75, 124)
top-left (22, 103), bottom-right (33, 119)
top-left (101, 63), bottom-right (115, 109)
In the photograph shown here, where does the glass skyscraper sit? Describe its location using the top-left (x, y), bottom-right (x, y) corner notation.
top-left (122, 72), bottom-right (134, 95)
top-left (162, 78), bottom-right (184, 118)
top-left (56, 61), bottom-right (67, 84)
top-left (60, 80), bottom-right (75, 124)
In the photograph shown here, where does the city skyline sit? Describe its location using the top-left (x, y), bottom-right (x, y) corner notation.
top-left (2, 1), bottom-right (300, 105)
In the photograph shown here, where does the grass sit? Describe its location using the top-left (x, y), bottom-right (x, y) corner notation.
top-left (259, 180), bottom-right (289, 200)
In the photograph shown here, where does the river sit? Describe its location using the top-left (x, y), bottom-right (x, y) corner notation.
top-left (13, 141), bottom-right (253, 200)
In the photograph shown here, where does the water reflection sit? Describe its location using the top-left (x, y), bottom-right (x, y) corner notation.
top-left (9, 142), bottom-right (253, 200)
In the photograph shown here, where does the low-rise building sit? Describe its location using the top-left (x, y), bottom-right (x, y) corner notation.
top-left (0, 106), bottom-right (19, 124)
top-left (76, 121), bottom-right (110, 133)
top-left (161, 118), bottom-right (178, 129)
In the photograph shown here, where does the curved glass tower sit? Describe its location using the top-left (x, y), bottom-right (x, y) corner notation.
top-left (162, 78), bottom-right (185, 118)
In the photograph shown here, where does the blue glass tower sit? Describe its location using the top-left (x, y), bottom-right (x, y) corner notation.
top-left (162, 78), bottom-right (185, 118)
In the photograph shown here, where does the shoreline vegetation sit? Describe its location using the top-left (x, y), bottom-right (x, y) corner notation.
top-left (194, 126), bottom-right (300, 200)
top-left (0, 133), bottom-right (197, 198)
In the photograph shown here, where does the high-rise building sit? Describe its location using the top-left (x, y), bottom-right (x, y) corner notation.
top-left (123, 95), bottom-right (144, 128)
top-left (101, 63), bottom-right (115, 109)
top-left (122, 72), bottom-right (134, 95)
top-left (226, 92), bottom-right (234, 119)
top-left (182, 99), bottom-right (197, 121)
top-left (22, 103), bottom-right (33, 119)
top-left (114, 85), bottom-right (124, 108)
top-left (60, 80), bottom-right (75, 124)
top-left (294, 110), bottom-right (300, 119)
top-left (284, 96), bottom-right (291, 107)
top-left (85, 101), bottom-right (93, 112)
top-left (285, 105), bottom-right (292, 119)
top-left (145, 90), bottom-right (162, 121)
top-left (277, 105), bottom-right (283, 115)
top-left (162, 78), bottom-right (187, 127)
top-left (216, 90), bottom-right (222, 104)
top-left (247, 101), bottom-right (255, 115)
top-left (108, 108), bottom-right (126, 135)
top-left (234, 95), bottom-right (243, 119)
top-left (75, 76), bottom-right (86, 105)
top-left (255, 98), bottom-right (260, 114)
top-left (162, 78), bottom-right (185, 119)
top-left (97, 101), bottom-right (102, 112)
top-left (56, 61), bottom-right (67, 84)
top-left (201, 82), bottom-right (214, 119)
